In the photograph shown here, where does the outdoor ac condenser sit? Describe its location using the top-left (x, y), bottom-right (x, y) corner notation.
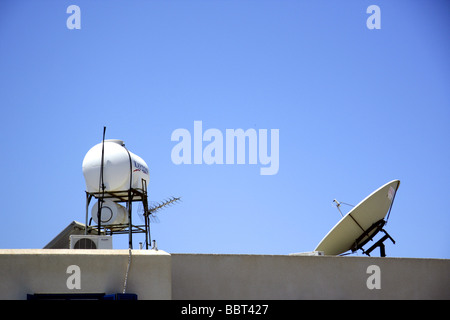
top-left (69, 235), bottom-right (113, 249)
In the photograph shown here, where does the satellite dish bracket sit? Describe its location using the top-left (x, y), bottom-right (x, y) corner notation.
top-left (362, 230), bottom-right (395, 257)
top-left (351, 219), bottom-right (395, 257)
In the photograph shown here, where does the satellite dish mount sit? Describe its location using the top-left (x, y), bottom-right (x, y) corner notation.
top-left (351, 219), bottom-right (395, 257)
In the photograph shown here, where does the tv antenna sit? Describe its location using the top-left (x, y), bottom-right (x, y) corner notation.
top-left (137, 196), bottom-right (181, 247)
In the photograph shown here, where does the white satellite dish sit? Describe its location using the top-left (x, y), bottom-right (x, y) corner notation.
top-left (315, 180), bottom-right (400, 256)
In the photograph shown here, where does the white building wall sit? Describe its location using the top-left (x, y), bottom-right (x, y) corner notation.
top-left (0, 249), bottom-right (171, 300)
top-left (0, 250), bottom-right (449, 300)
top-left (171, 254), bottom-right (450, 300)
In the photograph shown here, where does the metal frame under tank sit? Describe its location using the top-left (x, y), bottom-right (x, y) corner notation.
top-left (84, 181), bottom-right (152, 250)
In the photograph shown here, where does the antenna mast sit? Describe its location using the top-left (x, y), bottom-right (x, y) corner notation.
top-left (97, 126), bottom-right (107, 235)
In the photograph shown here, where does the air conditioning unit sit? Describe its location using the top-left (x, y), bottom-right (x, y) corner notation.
top-left (70, 235), bottom-right (113, 249)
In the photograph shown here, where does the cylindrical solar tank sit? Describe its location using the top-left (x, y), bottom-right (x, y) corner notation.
top-left (91, 199), bottom-right (128, 226)
top-left (82, 139), bottom-right (149, 193)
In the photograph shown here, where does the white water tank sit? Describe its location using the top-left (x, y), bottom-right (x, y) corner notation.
top-left (91, 199), bottom-right (128, 226)
top-left (82, 139), bottom-right (150, 193)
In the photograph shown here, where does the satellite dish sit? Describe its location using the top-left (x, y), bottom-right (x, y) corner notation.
top-left (315, 180), bottom-right (400, 257)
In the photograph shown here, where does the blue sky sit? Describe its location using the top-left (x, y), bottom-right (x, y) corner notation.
top-left (0, 0), bottom-right (449, 259)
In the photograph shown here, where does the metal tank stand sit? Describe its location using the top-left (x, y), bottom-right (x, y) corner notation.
top-left (84, 179), bottom-right (152, 249)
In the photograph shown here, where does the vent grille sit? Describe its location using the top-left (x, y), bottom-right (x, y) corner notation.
top-left (73, 238), bottom-right (97, 249)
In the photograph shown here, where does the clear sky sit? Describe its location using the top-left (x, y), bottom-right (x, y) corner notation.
top-left (0, 0), bottom-right (449, 259)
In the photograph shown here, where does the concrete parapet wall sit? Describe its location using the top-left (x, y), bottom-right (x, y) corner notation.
top-left (0, 250), bottom-right (449, 299)
top-left (0, 249), bottom-right (171, 300)
top-left (171, 254), bottom-right (450, 299)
